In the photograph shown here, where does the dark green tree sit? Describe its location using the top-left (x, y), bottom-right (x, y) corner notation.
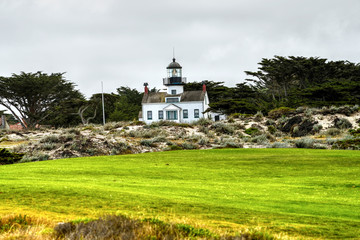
top-left (109, 87), bottom-right (143, 121)
top-left (0, 72), bottom-right (84, 128)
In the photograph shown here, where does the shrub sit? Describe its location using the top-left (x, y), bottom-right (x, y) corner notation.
top-left (267, 125), bottom-right (276, 135)
top-left (104, 122), bottom-right (125, 130)
top-left (194, 118), bottom-right (212, 126)
top-left (127, 129), bottom-right (166, 138)
top-left (304, 108), bottom-right (313, 118)
top-left (348, 128), bottom-right (360, 137)
top-left (110, 142), bottom-right (132, 155)
top-left (53, 215), bottom-right (216, 240)
top-left (333, 118), bottom-right (352, 129)
top-left (325, 128), bottom-right (341, 136)
top-left (294, 138), bottom-right (315, 148)
top-left (0, 214), bottom-right (32, 233)
top-left (20, 152), bottom-right (50, 162)
top-left (227, 117), bottom-right (235, 123)
top-left (332, 138), bottom-right (360, 150)
top-left (199, 126), bottom-right (209, 134)
top-left (268, 107), bottom-right (295, 119)
top-left (0, 148), bottom-right (24, 165)
top-left (132, 120), bottom-right (146, 125)
top-left (253, 111), bottom-right (264, 122)
top-left (198, 137), bottom-right (209, 146)
top-left (180, 142), bottom-right (198, 150)
top-left (40, 134), bottom-right (60, 143)
top-left (140, 139), bottom-right (157, 147)
top-left (312, 124), bottom-right (323, 133)
top-left (250, 134), bottom-right (269, 145)
top-left (166, 145), bottom-right (182, 151)
top-left (230, 113), bottom-right (253, 119)
top-left (269, 142), bottom-right (291, 148)
top-left (66, 128), bottom-right (81, 135)
top-left (40, 143), bottom-right (57, 151)
top-left (295, 106), bottom-right (307, 113)
top-left (244, 127), bottom-right (260, 136)
top-left (265, 119), bottom-right (276, 126)
top-left (211, 122), bottom-right (235, 135)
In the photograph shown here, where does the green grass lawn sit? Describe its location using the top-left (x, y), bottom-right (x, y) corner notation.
top-left (0, 148), bottom-right (359, 239)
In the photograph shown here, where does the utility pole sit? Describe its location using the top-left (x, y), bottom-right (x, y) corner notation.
top-left (101, 81), bottom-right (106, 125)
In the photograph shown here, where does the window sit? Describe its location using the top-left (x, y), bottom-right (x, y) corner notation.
top-left (171, 89), bottom-right (177, 95)
top-left (166, 111), bottom-right (178, 120)
top-left (158, 110), bottom-right (163, 120)
top-left (183, 109), bottom-right (188, 119)
top-left (166, 97), bottom-right (179, 103)
top-left (194, 109), bottom-right (199, 118)
top-left (147, 111), bottom-right (152, 120)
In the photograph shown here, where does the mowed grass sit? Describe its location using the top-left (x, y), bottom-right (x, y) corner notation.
top-left (0, 148), bottom-right (359, 239)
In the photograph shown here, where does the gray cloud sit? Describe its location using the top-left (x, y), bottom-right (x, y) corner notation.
top-left (1, 0), bottom-right (360, 102)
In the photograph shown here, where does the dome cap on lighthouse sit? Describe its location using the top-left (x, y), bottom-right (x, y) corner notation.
top-left (167, 58), bottom-right (182, 69)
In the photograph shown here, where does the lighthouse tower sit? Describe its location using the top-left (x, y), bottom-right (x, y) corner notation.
top-left (140, 57), bottom-right (210, 124)
top-left (163, 58), bottom-right (187, 95)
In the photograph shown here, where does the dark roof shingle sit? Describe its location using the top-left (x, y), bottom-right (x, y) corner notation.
top-left (142, 91), bottom-right (205, 103)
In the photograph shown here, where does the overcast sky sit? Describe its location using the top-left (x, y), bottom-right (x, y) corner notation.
top-left (1, 0), bottom-right (360, 99)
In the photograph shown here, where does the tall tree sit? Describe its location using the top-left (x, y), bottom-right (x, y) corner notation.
top-left (109, 87), bottom-right (143, 121)
top-left (0, 72), bottom-right (84, 128)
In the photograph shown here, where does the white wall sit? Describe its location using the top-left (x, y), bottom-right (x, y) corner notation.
top-left (142, 100), bottom-right (209, 124)
top-left (167, 85), bottom-right (184, 95)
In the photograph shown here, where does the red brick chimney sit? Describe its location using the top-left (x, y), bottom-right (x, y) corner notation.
top-left (144, 83), bottom-right (149, 94)
top-left (202, 82), bottom-right (206, 92)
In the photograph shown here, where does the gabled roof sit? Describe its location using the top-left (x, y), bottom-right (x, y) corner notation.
top-left (142, 90), bottom-right (205, 104)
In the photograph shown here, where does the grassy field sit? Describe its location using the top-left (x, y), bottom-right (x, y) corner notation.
top-left (0, 148), bottom-right (359, 239)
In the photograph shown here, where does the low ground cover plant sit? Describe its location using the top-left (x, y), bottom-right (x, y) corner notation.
top-left (0, 148), bottom-right (24, 165)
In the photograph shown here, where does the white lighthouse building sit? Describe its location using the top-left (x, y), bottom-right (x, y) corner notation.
top-left (139, 58), bottom-right (210, 124)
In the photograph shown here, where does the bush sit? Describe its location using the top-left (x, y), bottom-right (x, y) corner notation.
top-left (140, 139), bottom-right (157, 147)
top-left (110, 142), bottom-right (132, 155)
top-left (0, 148), bottom-right (24, 165)
top-left (250, 134), bottom-right (269, 145)
top-left (325, 128), bottom-right (341, 136)
top-left (312, 124), bottom-right (323, 133)
top-left (269, 142), bottom-right (291, 148)
top-left (244, 127), bottom-right (260, 136)
top-left (166, 145), bottom-right (182, 151)
top-left (20, 152), bottom-right (50, 162)
top-left (198, 137), bottom-right (209, 146)
top-left (267, 125), bottom-right (276, 135)
top-left (294, 138), bottom-right (315, 149)
top-left (268, 107), bottom-right (295, 119)
top-left (348, 128), bottom-right (360, 137)
top-left (104, 122), bottom-right (125, 130)
top-left (127, 129), bottom-right (166, 138)
top-left (253, 111), bottom-right (264, 122)
top-left (265, 119), bottom-right (276, 126)
top-left (53, 215), bottom-right (216, 240)
top-left (332, 138), bottom-right (360, 150)
top-left (194, 118), bottom-right (212, 126)
top-left (211, 122), bottom-right (235, 135)
top-left (40, 134), bottom-right (60, 143)
top-left (333, 118), bottom-right (352, 129)
top-left (180, 142), bottom-right (198, 150)
top-left (199, 126), bottom-right (209, 134)
top-left (230, 113), bottom-right (253, 119)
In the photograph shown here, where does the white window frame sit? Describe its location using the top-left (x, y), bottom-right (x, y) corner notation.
top-left (166, 110), bottom-right (178, 120)
top-left (147, 111), bottom-right (152, 120)
top-left (158, 110), bottom-right (163, 120)
top-left (194, 109), bottom-right (199, 118)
